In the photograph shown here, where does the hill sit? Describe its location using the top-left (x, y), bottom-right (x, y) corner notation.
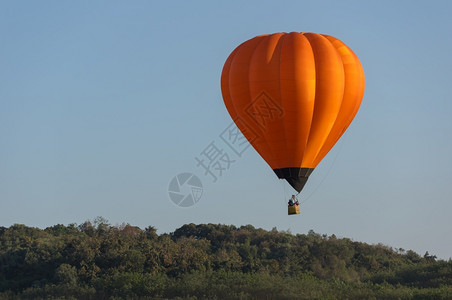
top-left (0, 218), bottom-right (451, 299)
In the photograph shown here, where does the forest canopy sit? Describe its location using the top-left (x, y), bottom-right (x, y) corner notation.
top-left (0, 218), bottom-right (451, 299)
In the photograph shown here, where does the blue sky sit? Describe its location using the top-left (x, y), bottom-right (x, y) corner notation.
top-left (1, 1), bottom-right (452, 259)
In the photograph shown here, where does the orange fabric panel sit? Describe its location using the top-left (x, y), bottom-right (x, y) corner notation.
top-left (300, 33), bottom-right (345, 168)
top-left (221, 32), bottom-right (364, 171)
top-left (279, 32), bottom-right (316, 167)
top-left (222, 35), bottom-right (274, 166)
top-left (248, 33), bottom-right (288, 167)
top-left (312, 35), bottom-right (365, 166)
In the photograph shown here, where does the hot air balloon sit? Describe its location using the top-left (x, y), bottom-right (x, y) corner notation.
top-left (220, 32), bottom-right (365, 205)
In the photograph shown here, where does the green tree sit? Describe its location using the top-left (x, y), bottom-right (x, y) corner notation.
top-left (54, 263), bottom-right (78, 286)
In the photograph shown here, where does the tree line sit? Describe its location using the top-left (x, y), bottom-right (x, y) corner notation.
top-left (0, 217), bottom-right (451, 299)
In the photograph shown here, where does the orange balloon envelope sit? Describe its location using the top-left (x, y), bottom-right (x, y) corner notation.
top-left (221, 32), bottom-right (365, 193)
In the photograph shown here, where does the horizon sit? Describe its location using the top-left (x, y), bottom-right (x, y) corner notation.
top-left (1, 218), bottom-right (444, 261)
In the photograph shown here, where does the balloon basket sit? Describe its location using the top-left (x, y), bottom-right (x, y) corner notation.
top-left (288, 205), bottom-right (300, 215)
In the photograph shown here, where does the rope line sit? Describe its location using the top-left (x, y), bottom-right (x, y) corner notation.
top-left (279, 133), bottom-right (347, 207)
top-left (300, 133), bottom-right (347, 204)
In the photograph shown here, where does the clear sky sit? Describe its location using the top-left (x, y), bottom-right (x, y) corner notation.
top-left (1, 1), bottom-right (452, 259)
